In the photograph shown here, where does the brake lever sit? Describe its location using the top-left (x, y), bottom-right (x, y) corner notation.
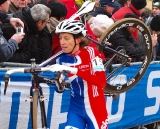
top-left (4, 74), bottom-right (10, 95)
top-left (54, 72), bottom-right (66, 92)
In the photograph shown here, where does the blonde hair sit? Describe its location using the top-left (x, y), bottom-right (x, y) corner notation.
top-left (73, 33), bottom-right (90, 48)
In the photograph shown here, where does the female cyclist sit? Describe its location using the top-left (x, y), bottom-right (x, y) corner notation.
top-left (50, 19), bottom-right (108, 129)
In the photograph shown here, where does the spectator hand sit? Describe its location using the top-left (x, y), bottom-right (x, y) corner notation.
top-left (10, 18), bottom-right (24, 30)
top-left (50, 64), bottom-right (78, 74)
top-left (151, 33), bottom-right (158, 47)
top-left (11, 33), bottom-right (25, 44)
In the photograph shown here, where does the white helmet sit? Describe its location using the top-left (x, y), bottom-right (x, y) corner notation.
top-left (55, 19), bottom-right (87, 37)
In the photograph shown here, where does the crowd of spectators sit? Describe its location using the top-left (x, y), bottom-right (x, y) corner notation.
top-left (0, 0), bottom-right (160, 64)
top-left (87, 0), bottom-right (157, 61)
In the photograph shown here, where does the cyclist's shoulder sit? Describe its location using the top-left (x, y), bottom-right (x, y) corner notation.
top-left (84, 46), bottom-right (101, 56)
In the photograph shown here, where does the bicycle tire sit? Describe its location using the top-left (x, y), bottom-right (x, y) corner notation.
top-left (99, 18), bottom-right (152, 94)
top-left (32, 89), bottom-right (39, 129)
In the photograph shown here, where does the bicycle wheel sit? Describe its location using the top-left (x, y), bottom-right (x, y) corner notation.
top-left (99, 18), bottom-right (152, 94)
top-left (32, 89), bottom-right (48, 129)
top-left (32, 89), bottom-right (39, 129)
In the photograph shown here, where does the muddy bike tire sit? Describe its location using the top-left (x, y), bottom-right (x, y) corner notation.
top-left (32, 89), bottom-right (39, 129)
top-left (99, 18), bottom-right (153, 94)
top-left (32, 89), bottom-right (48, 129)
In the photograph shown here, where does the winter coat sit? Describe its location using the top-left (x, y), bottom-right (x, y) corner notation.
top-left (38, 26), bottom-right (52, 62)
top-left (111, 3), bottom-right (141, 41)
top-left (111, 3), bottom-right (141, 20)
top-left (8, 1), bottom-right (19, 14)
top-left (0, 11), bottom-right (19, 62)
top-left (3, 8), bottom-right (40, 63)
top-left (108, 27), bottom-right (145, 58)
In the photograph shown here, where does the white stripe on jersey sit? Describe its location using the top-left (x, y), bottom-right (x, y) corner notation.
top-left (87, 47), bottom-right (95, 61)
top-left (83, 80), bottom-right (99, 129)
top-left (87, 47), bottom-right (96, 75)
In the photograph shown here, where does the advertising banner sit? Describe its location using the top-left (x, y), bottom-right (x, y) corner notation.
top-left (0, 62), bottom-right (160, 129)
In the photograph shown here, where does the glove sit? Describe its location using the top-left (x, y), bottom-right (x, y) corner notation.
top-left (50, 64), bottom-right (78, 74)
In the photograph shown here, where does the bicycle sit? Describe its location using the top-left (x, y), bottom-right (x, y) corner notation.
top-left (4, 58), bottom-right (70, 129)
top-left (38, 17), bottom-right (152, 95)
top-left (4, 6), bottom-right (152, 95)
top-left (3, 17), bottom-right (152, 128)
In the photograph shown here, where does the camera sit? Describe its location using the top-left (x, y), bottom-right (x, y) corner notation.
top-left (16, 27), bottom-right (23, 34)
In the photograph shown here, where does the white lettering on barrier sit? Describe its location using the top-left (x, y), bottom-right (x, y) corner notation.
top-left (0, 81), bottom-right (68, 129)
top-left (0, 75), bottom-right (127, 128)
top-left (0, 82), bottom-right (51, 129)
top-left (50, 92), bottom-right (67, 128)
top-left (0, 82), bottom-right (31, 128)
top-left (107, 75), bottom-right (126, 123)
top-left (107, 93), bottom-right (126, 123)
top-left (144, 71), bottom-right (160, 116)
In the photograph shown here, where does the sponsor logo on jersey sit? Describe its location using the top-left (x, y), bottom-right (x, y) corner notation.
top-left (92, 85), bottom-right (99, 97)
top-left (79, 65), bottom-right (89, 69)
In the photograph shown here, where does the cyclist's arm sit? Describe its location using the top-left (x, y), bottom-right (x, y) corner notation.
top-left (76, 69), bottom-right (106, 88)
top-left (76, 47), bottom-right (106, 88)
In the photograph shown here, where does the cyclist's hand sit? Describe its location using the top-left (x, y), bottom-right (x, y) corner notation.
top-left (50, 64), bottom-right (77, 74)
top-left (11, 33), bottom-right (25, 44)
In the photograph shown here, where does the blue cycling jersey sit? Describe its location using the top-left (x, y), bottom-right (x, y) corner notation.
top-left (57, 46), bottom-right (108, 129)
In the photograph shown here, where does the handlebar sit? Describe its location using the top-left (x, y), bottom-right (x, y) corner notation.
top-left (4, 67), bottom-right (70, 95)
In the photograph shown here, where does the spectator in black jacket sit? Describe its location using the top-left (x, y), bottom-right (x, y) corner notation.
top-left (92, 14), bottom-right (157, 61)
top-left (150, 14), bottom-right (160, 60)
top-left (0, 0), bottom-right (25, 62)
top-left (107, 17), bottom-right (157, 61)
top-left (107, 14), bottom-right (157, 60)
top-left (108, 26), bottom-right (146, 60)
top-left (3, 4), bottom-right (51, 63)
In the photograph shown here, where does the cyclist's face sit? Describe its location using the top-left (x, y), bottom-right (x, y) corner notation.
top-left (59, 33), bottom-right (80, 54)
